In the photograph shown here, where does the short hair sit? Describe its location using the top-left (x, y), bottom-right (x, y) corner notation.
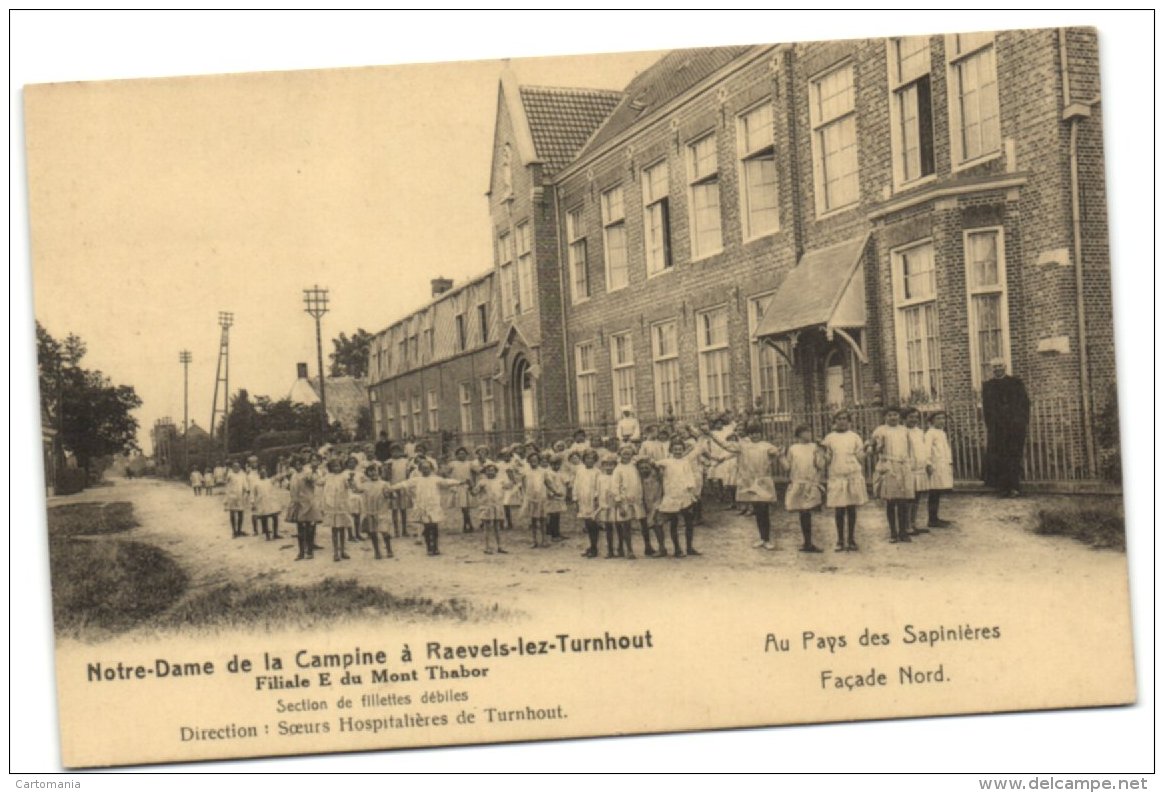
top-left (581, 448), bottom-right (599, 463)
top-left (928, 410), bottom-right (947, 422)
top-left (882, 406), bottom-right (902, 417)
top-left (793, 423), bottom-right (812, 437)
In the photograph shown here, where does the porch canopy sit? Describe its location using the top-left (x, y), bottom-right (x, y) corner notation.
top-left (752, 232), bottom-right (869, 361)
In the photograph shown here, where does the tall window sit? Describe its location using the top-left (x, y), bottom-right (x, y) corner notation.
top-left (642, 160), bottom-right (672, 275)
top-left (888, 36), bottom-right (935, 186)
top-left (947, 32), bottom-right (1000, 167)
top-left (480, 378), bottom-right (495, 431)
top-left (426, 389), bottom-right (439, 432)
top-left (601, 185), bottom-right (628, 291)
top-left (748, 294), bottom-right (792, 414)
top-left (411, 393), bottom-right (422, 436)
top-left (651, 320), bottom-right (681, 417)
top-left (892, 240), bottom-right (942, 402)
top-left (398, 338), bottom-right (407, 371)
top-left (575, 342), bottom-right (598, 425)
top-left (477, 302), bottom-right (489, 342)
top-left (809, 62), bottom-right (859, 214)
top-left (737, 103), bottom-right (779, 239)
top-left (398, 396), bottom-right (409, 437)
top-left (516, 221), bottom-right (533, 312)
top-left (409, 332), bottom-right (419, 364)
top-left (687, 134), bottom-right (722, 258)
top-left (566, 206), bottom-right (590, 303)
top-left (423, 326), bottom-right (435, 360)
top-left (499, 232), bottom-right (517, 318)
top-left (458, 382), bottom-right (473, 433)
top-left (610, 332), bottom-right (636, 412)
top-left (697, 306), bottom-right (732, 412)
top-left (456, 309), bottom-right (470, 351)
top-left (384, 401), bottom-right (396, 440)
top-left (965, 229), bottom-right (1010, 391)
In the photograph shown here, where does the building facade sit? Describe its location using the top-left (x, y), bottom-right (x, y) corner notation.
top-left (367, 273), bottom-right (502, 443)
top-left (368, 29), bottom-right (1112, 476)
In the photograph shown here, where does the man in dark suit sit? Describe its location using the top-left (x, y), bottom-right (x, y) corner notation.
top-left (981, 359), bottom-right (1030, 497)
top-left (373, 431), bottom-right (392, 464)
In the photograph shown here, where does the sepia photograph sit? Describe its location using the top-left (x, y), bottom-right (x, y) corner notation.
top-left (11, 9), bottom-right (1153, 778)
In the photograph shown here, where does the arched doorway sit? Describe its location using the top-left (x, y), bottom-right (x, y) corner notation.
top-left (511, 356), bottom-right (537, 431)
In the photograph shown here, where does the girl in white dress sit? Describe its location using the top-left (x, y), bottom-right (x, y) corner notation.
top-left (545, 455), bottom-right (570, 541)
top-left (572, 449), bottom-right (601, 558)
top-left (447, 447), bottom-right (475, 533)
top-left (515, 450), bottom-right (556, 549)
top-left (924, 411), bottom-right (954, 527)
top-left (718, 426), bottom-right (782, 550)
top-left (612, 445), bottom-right (645, 558)
top-left (344, 455), bottom-right (366, 543)
top-left (594, 454), bottom-right (623, 558)
top-left (387, 459), bottom-right (466, 557)
top-left (870, 407), bottom-right (915, 543)
top-left (359, 463), bottom-right (395, 560)
top-left (321, 458), bottom-right (355, 562)
top-left (250, 466), bottom-right (282, 541)
top-left (904, 408), bottom-right (930, 535)
top-left (782, 424), bottom-right (826, 553)
top-left (222, 461), bottom-right (250, 539)
top-left (472, 462), bottom-right (512, 555)
top-left (655, 436), bottom-right (713, 558)
top-left (821, 411), bottom-right (868, 551)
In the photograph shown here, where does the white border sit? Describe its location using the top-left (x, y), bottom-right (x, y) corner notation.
top-left (9, 9), bottom-right (1155, 780)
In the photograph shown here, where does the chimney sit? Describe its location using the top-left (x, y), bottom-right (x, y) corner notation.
top-left (296, 362), bottom-right (308, 379)
top-left (431, 277), bottom-right (454, 297)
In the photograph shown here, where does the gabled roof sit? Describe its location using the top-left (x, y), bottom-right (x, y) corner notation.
top-left (290, 375), bottom-right (370, 432)
top-left (752, 234), bottom-right (870, 339)
top-left (578, 46), bottom-right (754, 160)
top-left (518, 85), bottom-right (623, 175)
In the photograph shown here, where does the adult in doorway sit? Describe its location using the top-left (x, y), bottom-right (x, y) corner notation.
top-left (981, 359), bottom-right (1030, 498)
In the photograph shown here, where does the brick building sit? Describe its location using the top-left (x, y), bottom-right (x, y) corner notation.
top-left (368, 29), bottom-right (1113, 477)
top-left (367, 273), bottom-right (503, 443)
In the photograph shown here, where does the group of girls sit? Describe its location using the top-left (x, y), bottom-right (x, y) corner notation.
top-left (188, 462), bottom-right (227, 496)
top-left (750, 406), bottom-right (955, 553)
top-left (201, 405), bottom-right (954, 565)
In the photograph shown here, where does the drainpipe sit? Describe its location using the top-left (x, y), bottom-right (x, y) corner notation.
top-left (552, 182), bottom-right (575, 425)
top-left (1059, 28), bottom-right (1098, 477)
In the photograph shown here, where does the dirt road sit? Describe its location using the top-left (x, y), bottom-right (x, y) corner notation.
top-left (52, 478), bottom-right (1128, 628)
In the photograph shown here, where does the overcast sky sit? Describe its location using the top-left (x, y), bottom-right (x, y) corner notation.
top-left (25, 47), bottom-right (660, 445)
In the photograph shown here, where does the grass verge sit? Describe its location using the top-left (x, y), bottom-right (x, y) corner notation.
top-left (162, 578), bottom-right (507, 633)
top-left (48, 501), bottom-right (138, 537)
top-left (1034, 501), bottom-right (1125, 551)
top-left (48, 501), bottom-right (188, 640)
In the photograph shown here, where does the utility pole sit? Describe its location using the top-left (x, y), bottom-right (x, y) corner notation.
top-left (179, 350), bottom-right (191, 472)
top-left (210, 311), bottom-right (234, 459)
top-left (303, 285), bottom-right (330, 443)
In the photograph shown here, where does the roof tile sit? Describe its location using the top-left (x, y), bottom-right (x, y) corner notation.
top-left (518, 86), bottom-right (624, 174)
top-left (579, 46), bottom-right (754, 159)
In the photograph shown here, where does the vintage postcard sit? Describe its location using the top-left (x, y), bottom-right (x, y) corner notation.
top-left (19, 15), bottom-right (1143, 772)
